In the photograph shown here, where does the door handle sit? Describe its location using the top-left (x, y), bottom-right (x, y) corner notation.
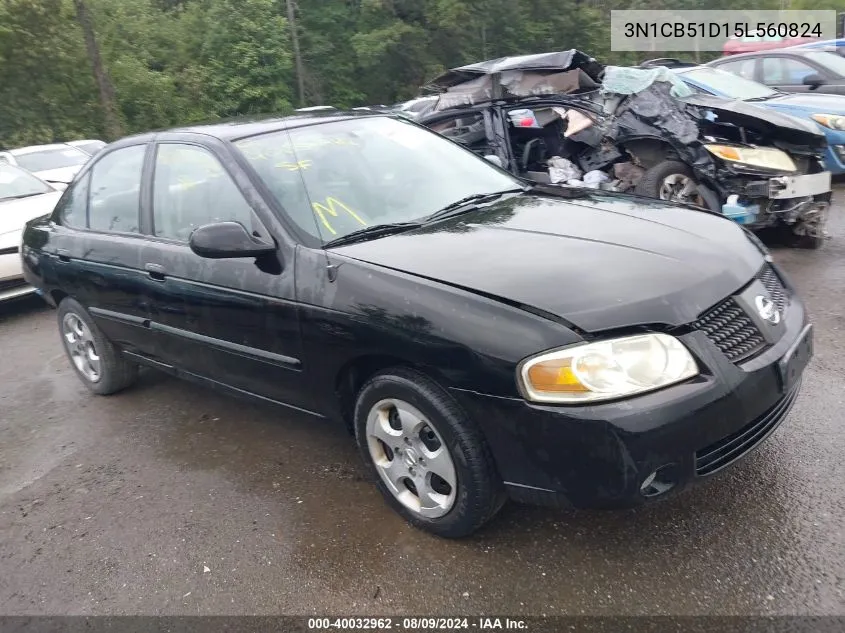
top-left (57, 249), bottom-right (70, 263)
top-left (144, 263), bottom-right (166, 281)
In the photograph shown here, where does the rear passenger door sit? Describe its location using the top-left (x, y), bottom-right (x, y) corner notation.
top-left (50, 143), bottom-right (158, 356)
top-left (143, 140), bottom-right (309, 411)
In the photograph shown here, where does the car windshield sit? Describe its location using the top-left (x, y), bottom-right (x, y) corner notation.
top-left (804, 51), bottom-right (845, 76)
top-left (235, 116), bottom-right (521, 244)
top-left (0, 163), bottom-right (53, 201)
top-left (73, 141), bottom-right (106, 155)
top-left (13, 146), bottom-right (89, 172)
top-left (683, 68), bottom-right (779, 100)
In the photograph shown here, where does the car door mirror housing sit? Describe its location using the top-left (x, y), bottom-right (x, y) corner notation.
top-left (189, 221), bottom-right (276, 259)
top-left (484, 154), bottom-right (504, 168)
top-left (803, 73), bottom-right (825, 89)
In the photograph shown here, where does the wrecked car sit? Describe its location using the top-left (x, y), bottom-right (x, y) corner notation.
top-left (418, 50), bottom-right (832, 248)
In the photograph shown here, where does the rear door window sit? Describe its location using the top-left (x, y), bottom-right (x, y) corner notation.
top-left (88, 145), bottom-right (145, 234)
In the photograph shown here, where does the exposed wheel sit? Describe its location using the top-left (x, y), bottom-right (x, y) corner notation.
top-left (636, 160), bottom-right (711, 208)
top-left (57, 298), bottom-right (138, 395)
top-left (354, 367), bottom-right (504, 538)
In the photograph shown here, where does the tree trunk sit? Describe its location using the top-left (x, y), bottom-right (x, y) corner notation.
top-left (72, 0), bottom-right (122, 139)
top-left (285, 0), bottom-right (306, 107)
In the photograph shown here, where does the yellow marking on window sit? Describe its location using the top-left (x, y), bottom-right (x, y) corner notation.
top-left (275, 159), bottom-right (312, 171)
top-left (311, 196), bottom-right (368, 236)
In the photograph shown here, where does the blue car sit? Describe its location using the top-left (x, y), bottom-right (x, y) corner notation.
top-left (672, 65), bottom-right (845, 174)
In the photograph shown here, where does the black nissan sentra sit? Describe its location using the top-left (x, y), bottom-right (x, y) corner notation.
top-left (21, 112), bottom-right (813, 537)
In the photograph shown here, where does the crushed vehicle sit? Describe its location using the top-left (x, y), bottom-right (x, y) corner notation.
top-left (417, 50), bottom-right (832, 248)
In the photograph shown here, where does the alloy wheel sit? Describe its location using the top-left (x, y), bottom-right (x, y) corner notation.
top-left (365, 398), bottom-right (457, 518)
top-left (62, 313), bottom-right (101, 382)
top-left (659, 173), bottom-right (703, 205)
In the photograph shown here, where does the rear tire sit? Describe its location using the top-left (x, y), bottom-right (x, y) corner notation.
top-left (353, 367), bottom-right (504, 538)
top-left (57, 298), bottom-right (138, 395)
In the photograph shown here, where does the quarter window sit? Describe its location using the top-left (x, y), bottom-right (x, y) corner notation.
top-left (88, 145), bottom-right (145, 234)
top-left (56, 172), bottom-right (90, 229)
top-left (152, 144), bottom-right (258, 242)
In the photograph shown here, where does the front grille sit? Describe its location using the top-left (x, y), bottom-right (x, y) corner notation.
top-left (692, 299), bottom-right (766, 363)
top-left (692, 264), bottom-right (791, 364)
top-left (0, 277), bottom-right (27, 293)
top-left (695, 381), bottom-right (800, 476)
top-left (758, 264), bottom-right (788, 314)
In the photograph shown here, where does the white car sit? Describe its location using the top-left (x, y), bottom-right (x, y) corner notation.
top-left (0, 143), bottom-right (92, 186)
top-left (67, 139), bottom-right (107, 156)
top-left (0, 163), bottom-right (62, 301)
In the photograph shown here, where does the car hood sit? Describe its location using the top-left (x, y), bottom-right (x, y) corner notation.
top-left (683, 94), bottom-right (825, 146)
top-left (0, 191), bottom-right (61, 236)
top-left (33, 166), bottom-right (81, 185)
top-left (759, 92), bottom-right (845, 114)
top-left (332, 191), bottom-right (764, 333)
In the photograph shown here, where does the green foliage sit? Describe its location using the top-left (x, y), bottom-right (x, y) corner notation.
top-left (1, 0), bottom-right (811, 147)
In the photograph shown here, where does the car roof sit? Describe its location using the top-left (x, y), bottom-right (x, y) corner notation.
top-left (7, 143), bottom-right (83, 156)
top-left (161, 110), bottom-right (385, 142)
top-left (713, 48), bottom-right (818, 61)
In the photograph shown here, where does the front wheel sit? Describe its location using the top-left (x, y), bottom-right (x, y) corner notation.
top-left (354, 367), bottom-right (504, 538)
top-left (635, 160), bottom-right (712, 209)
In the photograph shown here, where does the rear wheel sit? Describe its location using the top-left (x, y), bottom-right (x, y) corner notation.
top-left (636, 160), bottom-right (712, 208)
top-left (354, 367), bottom-right (504, 538)
top-left (57, 298), bottom-right (138, 395)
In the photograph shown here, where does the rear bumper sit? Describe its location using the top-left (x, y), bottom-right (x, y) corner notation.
top-left (451, 294), bottom-right (809, 509)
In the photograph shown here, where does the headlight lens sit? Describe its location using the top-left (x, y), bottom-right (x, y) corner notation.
top-left (811, 113), bottom-right (845, 130)
top-left (704, 144), bottom-right (796, 172)
top-left (519, 333), bottom-right (698, 404)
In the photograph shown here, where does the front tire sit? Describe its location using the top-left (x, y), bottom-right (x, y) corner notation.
top-left (353, 367), bottom-right (504, 538)
top-left (57, 298), bottom-right (138, 395)
top-left (636, 160), bottom-right (712, 208)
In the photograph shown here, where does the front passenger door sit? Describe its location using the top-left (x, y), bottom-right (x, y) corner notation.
top-left (143, 142), bottom-right (309, 410)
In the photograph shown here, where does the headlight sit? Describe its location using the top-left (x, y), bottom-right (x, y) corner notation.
top-left (704, 144), bottom-right (796, 172)
top-left (518, 333), bottom-right (698, 404)
top-left (811, 113), bottom-right (845, 130)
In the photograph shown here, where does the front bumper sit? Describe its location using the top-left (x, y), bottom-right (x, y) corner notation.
top-left (739, 170), bottom-right (831, 199)
top-left (823, 145), bottom-right (845, 174)
top-left (0, 251), bottom-right (34, 302)
top-left (451, 277), bottom-right (810, 509)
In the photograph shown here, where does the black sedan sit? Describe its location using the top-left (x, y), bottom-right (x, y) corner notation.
top-left (709, 48), bottom-right (845, 95)
top-left (21, 112), bottom-right (813, 537)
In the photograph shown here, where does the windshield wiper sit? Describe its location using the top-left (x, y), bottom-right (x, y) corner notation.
top-left (0, 192), bottom-right (42, 201)
top-left (322, 222), bottom-right (423, 248)
top-left (424, 188), bottom-right (526, 224)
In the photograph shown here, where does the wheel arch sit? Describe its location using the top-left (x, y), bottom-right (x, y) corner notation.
top-left (622, 137), bottom-right (681, 169)
top-left (334, 354), bottom-right (445, 434)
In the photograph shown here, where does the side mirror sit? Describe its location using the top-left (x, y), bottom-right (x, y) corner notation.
top-left (484, 154), bottom-right (504, 168)
top-left (803, 73), bottom-right (825, 89)
top-left (189, 221), bottom-right (276, 259)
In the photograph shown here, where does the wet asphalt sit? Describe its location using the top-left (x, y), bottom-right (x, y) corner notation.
top-left (0, 196), bottom-right (843, 618)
